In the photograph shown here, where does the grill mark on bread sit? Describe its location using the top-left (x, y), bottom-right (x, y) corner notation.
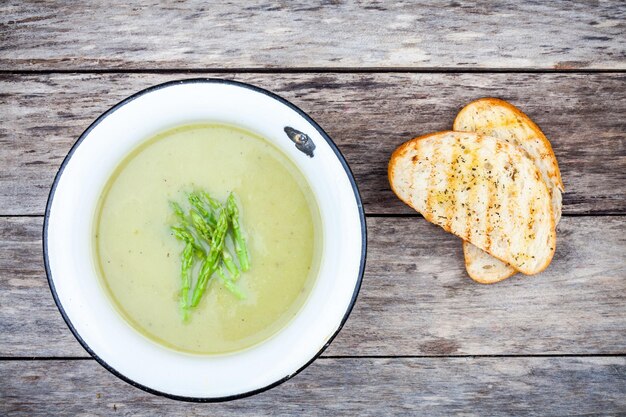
top-left (455, 137), bottom-right (472, 240)
top-left (466, 141), bottom-right (481, 244)
top-left (453, 138), bottom-right (468, 234)
top-left (424, 143), bottom-right (439, 223)
top-left (445, 139), bottom-right (460, 231)
top-left (484, 160), bottom-right (495, 252)
top-left (504, 153), bottom-right (517, 263)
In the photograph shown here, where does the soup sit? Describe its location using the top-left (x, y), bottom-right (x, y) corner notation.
top-left (94, 124), bottom-right (322, 354)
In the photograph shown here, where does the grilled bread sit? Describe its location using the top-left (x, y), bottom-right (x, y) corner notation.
top-left (389, 131), bottom-right (556, 275)
top-left (453, 98), bottom-right (563, 283)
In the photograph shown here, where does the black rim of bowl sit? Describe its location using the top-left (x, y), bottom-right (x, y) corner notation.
top-left (42, 78), bottom-right (367, 402)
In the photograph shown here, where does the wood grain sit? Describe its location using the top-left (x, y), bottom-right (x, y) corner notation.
top-left (3, 2), bottom-right (625, 413)
top-left (1, 72), bottom-right (625, 216)
top-left (2, 216), bottom-right (624, 358)
top-left (1, 358), bottom-right (624, 415)
top-left (1, 1), bottom-right (625, 70)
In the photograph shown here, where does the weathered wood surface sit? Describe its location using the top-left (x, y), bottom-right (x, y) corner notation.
top-left (2, 216), bottom-right (624, 358)
top-left (1, 358), bottom-right (624, 416)
top-left (1, 1), bottom-right (625, 70)
top-left (2, 2), bottom-right (626, 412)
top-left (1, 72), bottom-right (625, 216)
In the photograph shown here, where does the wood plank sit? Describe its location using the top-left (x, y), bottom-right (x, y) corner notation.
top-left (1, 358), bottom-right (624, 415)
top-left (2, 1), bottom-right (625, 70)
top-left (1, 72), bottom-right (625, 216)
top-left (2, 216), bottom-right (624, 358)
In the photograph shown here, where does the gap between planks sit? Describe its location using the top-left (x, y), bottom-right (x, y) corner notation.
top-left (2, 353), bottom-right (626, 361)
top-left (2, 213), bottom-right (624, 218)
top-left (0, 68), bottom-right (625, 75)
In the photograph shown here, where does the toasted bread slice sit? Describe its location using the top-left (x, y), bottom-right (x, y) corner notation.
top-left (462, 242), bottom-right (516, 283)
top-left (389, 131), bottom-right (556, 275)
top-left (454, 98), bottom-right (563, 283)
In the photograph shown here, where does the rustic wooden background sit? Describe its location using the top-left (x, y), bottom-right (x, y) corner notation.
top-left (1, 1), bottom-right (625, 415)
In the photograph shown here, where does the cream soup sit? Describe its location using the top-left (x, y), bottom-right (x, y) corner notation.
top-left (94, 124), bottom-right (321, 354)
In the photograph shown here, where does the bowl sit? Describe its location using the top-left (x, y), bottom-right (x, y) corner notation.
top-left (43, 79), bottom-right (366, 401)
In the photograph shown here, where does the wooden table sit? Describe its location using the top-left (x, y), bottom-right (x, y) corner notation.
top-left (1, 2), bottom-right (625, 415)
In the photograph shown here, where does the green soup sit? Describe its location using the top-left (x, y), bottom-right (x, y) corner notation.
top-left (94, 124), bottom-right (322, 354)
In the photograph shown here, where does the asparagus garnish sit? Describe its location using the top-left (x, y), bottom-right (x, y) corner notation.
top-left (179, 242), bottom-right (194, 321)
top-left (226, 193), bottom-right (250, 271)
top-left (189, 192), bottom-right (217, 228)
top-left (171, 226), bottom-right (205, 258)
top-left (189, 210), bottom-right (243, 292)
top-left (171, 226), bottom-right (198, 321)
top-left (171, 200), bottom-right (186, 218)
top-left (190, 209), bottom-right (213, 240)
top-left (191, 209), bottom-right (239, 279)
top-left (170, 200), bottom-right (206, 256)
top-left (171, 201), bottom-right (199, 236)
top-left (216, 266), bottom-right (245, 299)
top-left (170, 225), bottom-right (192, 242)
top-left (191, 208), bottom-right (229, 307)
top-left (202, 191), bottom-right (221, 211)
top-left (221, 245), bottom-right (240, 281)
top-left (170, 190), bottom-right (250, 317)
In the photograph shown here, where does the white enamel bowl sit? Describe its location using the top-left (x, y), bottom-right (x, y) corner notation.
top-left (43, 79), bottom-right (366, 401)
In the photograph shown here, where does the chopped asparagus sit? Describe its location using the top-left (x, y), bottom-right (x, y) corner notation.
top-left (169, 190), bottom-right (250, 319)
top-left (226, 193), bottom-right (250, 271)
top-left (171, 226), bottom-right (205, 258)
top-left (201, 191), bottom-right (221, 211)
top-left (179, 242), bottom-right (194, 321)
top-left (221, 246), bottom-right (240, 281)
top-left (216, 266), bottom-right (245, 299)
top-left (189, 192), bottom-right (217, 227)
top-left (190, 209), bottom-right (238, 280)
top-left (190, 209), bottom-right (213, 240)
top-left (191, 208), bottom-right (229, 307)
top-left (170, 201), bottom-right (186, 222)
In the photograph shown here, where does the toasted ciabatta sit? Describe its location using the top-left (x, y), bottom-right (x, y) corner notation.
top-left (453, 98), bottom-right (563, 283)
top-left (388, 131), bottom-right (556, 275)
